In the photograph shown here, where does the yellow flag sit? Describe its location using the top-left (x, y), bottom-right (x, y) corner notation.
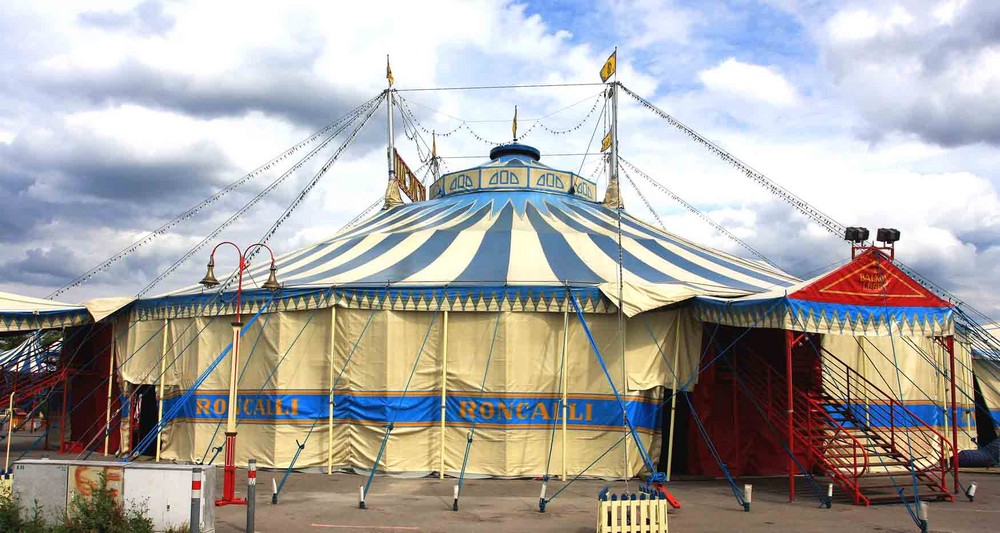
top-left (432, 132), bottom-right (437, 158)
top-left (386, 56), bottom-right (394, 86)
top-left (512, 105), bottom-right (518, 140)
top-left (600, 50), bottom-right (617, 82)
top-left (601, 129), bottom-right (613, 152)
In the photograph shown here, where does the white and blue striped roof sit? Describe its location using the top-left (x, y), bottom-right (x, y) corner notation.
top-left (146, 145), bottom-right (798, 317)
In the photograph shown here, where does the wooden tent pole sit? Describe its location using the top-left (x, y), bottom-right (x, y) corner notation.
top-left (665, 316), bottom-right (681, 482)
top-left (439, 310), bottom-right (449, 479)
top-left (155, 319), bottom-right (169, 462)
top-left (560, 306), bottom-right (569, 481)
top-left (327, 305), bottom-right (337, 475)
top-left (103, 338), bottom-right (115, 456)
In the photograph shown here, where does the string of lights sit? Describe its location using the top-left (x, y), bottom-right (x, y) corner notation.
top-left (339, 197), bottom-right (384, 232)
top-left (394, 81), bottom-right (605, 92)
top-left (618, 156), bottom-right (777, 267)
top-left (236, 100), bottom-right (384, 289)
top-left (619, 83), bottom-right (846, 238)
top-left (138, 95), bottom-right (383, 297)
top-left (48, 93), bottom-right (384, 300)
top-left (395, 91), bottom-right (605, 148)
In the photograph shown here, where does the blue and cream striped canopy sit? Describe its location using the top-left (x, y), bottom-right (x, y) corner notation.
top-left (265, 147), bottom-right (792, 301)
top-left (156, 145), bottom-right (798, 317)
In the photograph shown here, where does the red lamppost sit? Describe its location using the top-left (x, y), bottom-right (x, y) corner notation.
top-left (199, 241), bottom-right (281, 506)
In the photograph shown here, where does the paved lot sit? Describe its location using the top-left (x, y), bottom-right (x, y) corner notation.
top-left (215, 469), bottom-right (1000, 533)
top-left (8, 433), bottom-right (998, 532)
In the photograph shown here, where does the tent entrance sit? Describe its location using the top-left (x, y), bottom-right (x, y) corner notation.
top-left (658, 389), bottom-right (690, 476)
top-left (686, 327), bottom-right (821, 478)
top-left (130, 385), bottom-right (158, 456)
top-left (972, 375), bottom-right (998, 446)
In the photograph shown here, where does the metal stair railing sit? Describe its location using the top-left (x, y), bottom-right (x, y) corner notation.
top-left (728, 352), bottom-right (871, 504)
top-left (816, 350), bottom-right (952, 497)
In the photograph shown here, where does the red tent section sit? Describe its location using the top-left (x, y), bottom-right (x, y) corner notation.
top-left (682, 248), bottom-right (949, 478)
top-left (790, 248), bottom-right (949, 308)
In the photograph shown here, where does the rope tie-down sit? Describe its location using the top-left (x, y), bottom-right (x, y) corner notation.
top-left (452, 307), bottom-right (503, 511)
top-left (271, 288), bottom-right (388, 504)
top-left (640, 321), bottom-right (749, 511)
top-left (359, 297), bottom-right (444, 509)
top-left (537, 290), bottom-right (570, 512)
top-left (537, 293), bottom-right (665, 514)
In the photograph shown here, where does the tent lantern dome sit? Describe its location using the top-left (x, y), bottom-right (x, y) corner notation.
top-left (489, 143), bottom-right (541, 162)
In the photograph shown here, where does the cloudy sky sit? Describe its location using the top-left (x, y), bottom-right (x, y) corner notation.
top-left (2, 0), bottom-right (999, 317)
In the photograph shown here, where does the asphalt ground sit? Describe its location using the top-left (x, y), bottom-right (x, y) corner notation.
top-left (7, 432), bottom-right (999, 532)
top-left (214, 469), bottom-right (1000, 533)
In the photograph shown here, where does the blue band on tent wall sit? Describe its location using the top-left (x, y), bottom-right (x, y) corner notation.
top-left (826, 402), bottom-right (977, 430)
top-left (161, 391), bottom-right (661, 432)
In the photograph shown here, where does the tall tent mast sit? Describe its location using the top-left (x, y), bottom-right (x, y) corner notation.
top-left (383, 55), bottom-right (403, 210)
top-left (602, 48), bottom-right (623, 210)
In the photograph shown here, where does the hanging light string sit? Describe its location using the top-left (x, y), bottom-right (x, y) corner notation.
top-left (619, 81), bottom-right (1000, 324)
top-left (47, 94), bottom-right (382, 300)
top-left (228, 97), bottom-right (384, 292)
top-left (338, 197), bottom-right (384, 232)
top-left (395, 92), bottom-right (435, 167)
top-left (619, 165), bottom-right (667, 232)
top-left (618, 157), bottom-right (778, 269)
top-left (138, 94), bottom-right (383, 297)
top-left (618, 83), bottom-right (846, 238)
top-left (394, 81), bottom-right (606, 92)
top-left (577, 97), bottom-right (608, 175)
top-left (395, 91), bottom-right (605, 148)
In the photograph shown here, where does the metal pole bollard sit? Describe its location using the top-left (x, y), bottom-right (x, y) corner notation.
top-left (190, 467), bottom-right (202, 533)
top-left (247, 459), bottom-right (257, 532)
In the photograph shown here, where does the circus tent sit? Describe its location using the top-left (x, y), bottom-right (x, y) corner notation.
top-left (0, 291), bottom-right (92, 333)
top-left (111, 143), bottom-right (800, 479)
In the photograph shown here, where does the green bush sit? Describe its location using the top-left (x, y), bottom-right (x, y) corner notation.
top-left (0, 493), bottom-right (49, 533)
top-left (63, 472), bottom-right (154, 533)
top-left (0, 472), bottom-right (158, 533)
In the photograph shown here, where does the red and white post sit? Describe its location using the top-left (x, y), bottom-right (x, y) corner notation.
top-left (190, 467), bottom-right (202, 533)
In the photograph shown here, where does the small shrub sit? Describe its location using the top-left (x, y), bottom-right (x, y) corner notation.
top-left (0, 491), bottom-right (22, 531)
top-left (0, 493), bottom-right (48, 533)
top-left (63, 472), bottom-right (154, 533)
top-left (0, 473), bottom-right (157, 532)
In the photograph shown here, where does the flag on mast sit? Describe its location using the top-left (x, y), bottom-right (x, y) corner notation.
top-left (601, 129), bottom-right (613, 152)
top-left (386, 55), bottom-right (394, 87)
top-left (600, 49), bottom-right (617, 82)
top-left (512, 105), bottom-right (518, 141)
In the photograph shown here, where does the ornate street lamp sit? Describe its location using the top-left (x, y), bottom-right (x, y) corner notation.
top-left (199, 242), bottom-right (281, 506)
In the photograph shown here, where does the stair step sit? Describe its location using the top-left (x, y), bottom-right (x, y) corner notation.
top-left (856, 471), bottom-right (919, 478)
top-left (856, 480), bottom-right (942, 490)
top-left (824, 453), bottom-right (899, 460)
top-left (864, 491), bottom-right (952, 504)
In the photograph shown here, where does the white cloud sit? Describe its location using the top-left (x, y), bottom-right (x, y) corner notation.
top-left (698, 58), bottom-right (799, 106)
top-left (2, 0), bottom-right (1000, 320)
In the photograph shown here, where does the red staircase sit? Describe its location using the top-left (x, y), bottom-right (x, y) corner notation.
top-left (729, 348), bottom-right (954, 506)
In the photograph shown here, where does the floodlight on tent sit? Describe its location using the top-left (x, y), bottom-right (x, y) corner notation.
top-left (876, 228), bottom-right (900, 244)
top-left (843, 227), bottom-right (869, 243)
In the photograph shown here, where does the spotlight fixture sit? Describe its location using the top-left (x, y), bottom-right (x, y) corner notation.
top-left (844, 227), bottom-right (869, 243)
top-left (876, 228), bottom-right (901, 244)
